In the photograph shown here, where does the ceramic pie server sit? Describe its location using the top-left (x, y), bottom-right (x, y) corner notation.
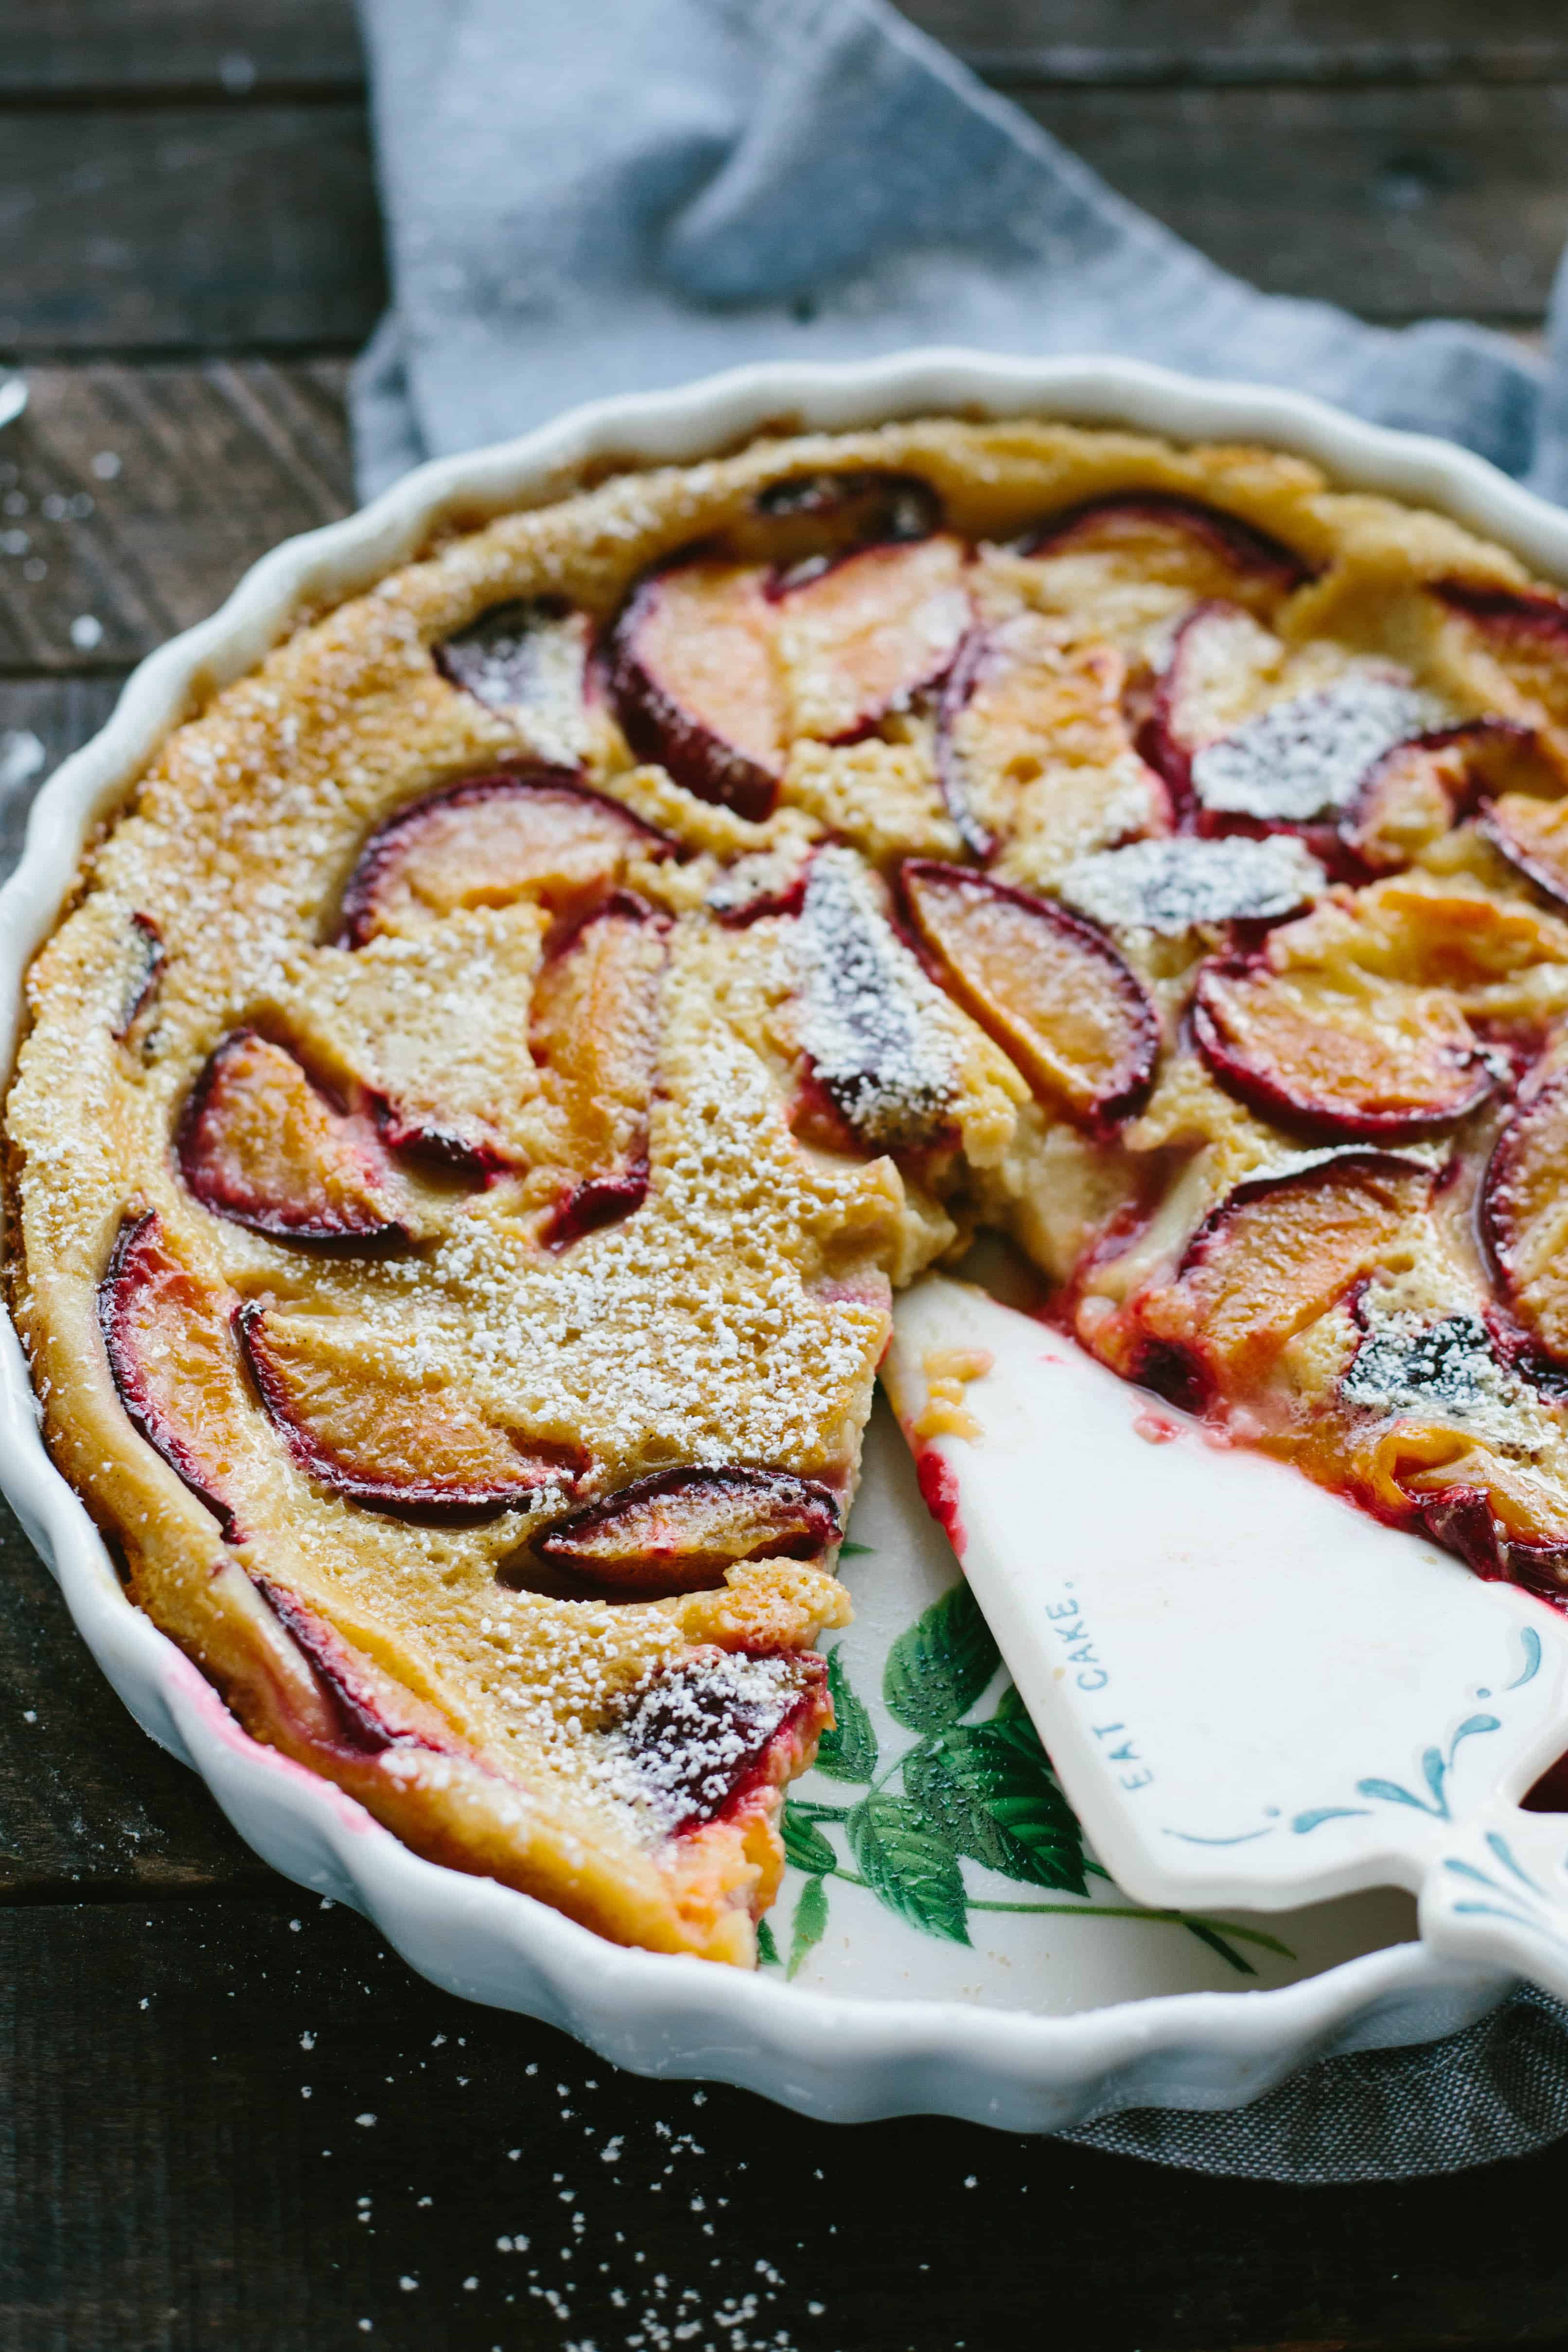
top-left (883, 1274), bottom-right (1568, 2003)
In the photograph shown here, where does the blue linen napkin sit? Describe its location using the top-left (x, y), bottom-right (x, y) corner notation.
top-left (351, 0), bottom-right (1568, 2175)
top-left (352, 0), bottom-right (1567, 502)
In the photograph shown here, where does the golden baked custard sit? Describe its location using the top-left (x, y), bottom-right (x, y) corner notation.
top-left (14, 417), bottom-right (1568, 1965)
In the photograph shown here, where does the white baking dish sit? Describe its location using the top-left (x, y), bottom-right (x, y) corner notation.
top-left (5, 349), bottom-right (1561, 2132)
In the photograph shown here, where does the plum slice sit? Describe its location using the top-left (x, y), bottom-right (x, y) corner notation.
top-left (1343, 1308), bottom-right (1514, 1426)
top-left (611, 560), bottom-right (786, 821)
top-left (1192, 674), bottom-right (1445, 826)
top-left (337, 769), bottom-right (672, 948)
top-left (1341, 733), bottom-right (1477, 872)
top-left (434, 597), bottom-right (596, 765)
top-left (1480, 794), bottom-right (1568, 909)
top-left (1340, 1303), bottom-right (1568, 1592)
top-left (1192, 948), bottom-right (1494, 1140)
top-left (1059, 834), bottom-right (1325, 935)
top-left (1406, 1487), bottom-right (1568, 1606)
top-left (936, 612), bottom-right (1169, 860)
top-left (602, 1648), bottom-right (829, 1835)
top-left (531, 895), bottom-right (667, 1246)
top-left (900, 859), bottom-right (1158, 1125)
top-left (114, 912), bottom-right (164, 1041)
top-left (272, 906), bottom-right (549, 1179)
top-left (236, 1303), bottom-right (582, 1519)
top-left (1145, 599), bottom-right (1444, 824)
top-left (1020, 493), bottom-right (1311, 613)
top-left (1144, 601), bottom-right (1282, 797)
top-left (178, 1029), bottom-right (405, 1249)
top-left (742, 468), bottom-right (942, 574)
top-left (255, 1578), bottom-right (434, 1759)
top-left (793, 847), bottom-right (957, 1153)
top-left (1341, 717), bottom-right (1542, 874)
top-left (98, 1210), bottom-right (244, 1534)
top-left (1435, 579), bottom-right (1568, 732)
top-left (774, 532), bottom-right (970, 745)
top-left (535, 1466), bottom-right (841, 1596)
top-left (705, 841), bottom-right (813, 927)
top-left (1480, 1071), bottom-right (1568, 1366)
top-left (1136, 1153), bottom-right (1434, 1395)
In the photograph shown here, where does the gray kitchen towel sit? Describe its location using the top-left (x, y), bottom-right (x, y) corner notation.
top-left (350, 0), bottom-right (1568, 2176)
top-left (352, 0), bottom-right (1567, 503)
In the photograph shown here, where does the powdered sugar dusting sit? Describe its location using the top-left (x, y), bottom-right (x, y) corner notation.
top-left (1192, 676), bottom-right (1446, 821)
top-left (1060, 834), bottom-right (1327, 934)
top-left (794, 846), bottom-right (955, 1148)
top-left (705, 843), bottom-right (808, 920)
top-left (437, 599), bottom-right (594, 765)
top-left (1344, 1302), bottom-right (1549, 1455)
top-left (420, 1025), bottom-right (882, 1473)
top-left (594, 1650), bottom-right (807, 1834)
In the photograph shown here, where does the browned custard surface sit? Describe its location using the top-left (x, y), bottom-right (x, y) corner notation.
top-left (14, 417), bottom-right (1568, 1964)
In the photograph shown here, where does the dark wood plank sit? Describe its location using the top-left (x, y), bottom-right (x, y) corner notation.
top-left (0, 106), bottom-right (385, 354)
top-left (0, 84), bottom-right (1562, 357)
top-left (4, 0), bottom-right (1566, 100)
top-left (0, 0), bottom-right (364, 101)
top-left (0, 362), bottom-right (352, 670)
top-left (903, 0), bottom-right (1568, 85)
top-left (2, 1896), bottom-right (1567, 2351)
top-left (0, 1498), bottom-right (269, 1898)
top-left (1014, 81), bottom-right (1568, 324)
top-left (0, 675), bottom-right (121, 868)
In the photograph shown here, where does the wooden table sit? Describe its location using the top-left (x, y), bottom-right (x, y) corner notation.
top-left (4, 6), bottom-right (1568, 2344)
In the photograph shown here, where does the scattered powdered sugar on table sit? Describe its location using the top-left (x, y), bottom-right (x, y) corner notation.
top-left (1060, 834), bottom-right (1327, 934)
top-left (1192, 675), bottom-right (1447, 821)
top-left (794, 845), bottom-right (955, 1148)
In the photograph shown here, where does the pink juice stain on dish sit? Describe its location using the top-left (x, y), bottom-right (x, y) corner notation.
top-left (1132, 1409), bottom-right (1180, 1446)
top-left (915, 1448), bottom-right (967, 1557)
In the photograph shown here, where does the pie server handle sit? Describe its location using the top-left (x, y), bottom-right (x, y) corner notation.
top-left (884, 1274), bottom-right (1568, 2001)
top-left (1421, 1806), bottom-right (1568, 2004)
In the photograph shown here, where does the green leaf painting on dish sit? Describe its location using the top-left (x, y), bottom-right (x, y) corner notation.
top-left (780, 1804), bottom-right (837, 1877)
top-left (813, 1645), bottom-right (879, 1782)
top-left (903, 1720), bottom-right (1088, 1896)
top-left (846, 1793), bottom-right (970, 1944)
top-left (882, 1580), bottom-right (1000, 1734)
top-left (787, 1876), bottom-right (830, 1978)
top-left (769, 1579), bottom-right (1294, 1982)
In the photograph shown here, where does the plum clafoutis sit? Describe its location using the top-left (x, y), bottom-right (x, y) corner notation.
top-left (24, 413), bottom-right (1568, 1968)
